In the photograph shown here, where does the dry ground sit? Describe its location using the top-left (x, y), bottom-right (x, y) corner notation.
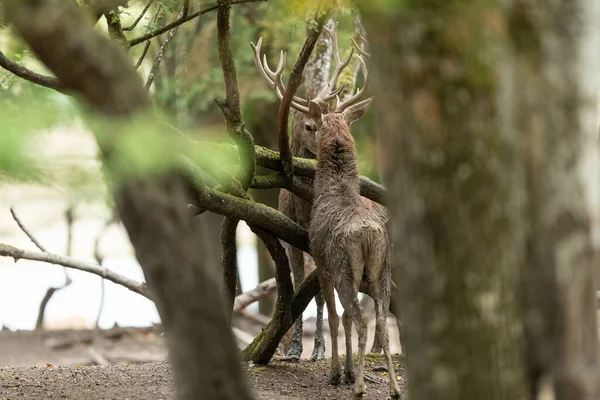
top-left (0, 323), bottom-right (406, 400)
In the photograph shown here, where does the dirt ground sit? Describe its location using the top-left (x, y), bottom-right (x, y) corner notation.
top-left (0, 321), bottom-right (406, 400)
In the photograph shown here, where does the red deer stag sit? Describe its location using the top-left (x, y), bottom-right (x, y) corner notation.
top-left (250, 25), bottom-right (399, 366)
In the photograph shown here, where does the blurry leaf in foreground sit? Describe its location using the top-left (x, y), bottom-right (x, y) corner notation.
top-left (0, 94), bottom-right (73, 182)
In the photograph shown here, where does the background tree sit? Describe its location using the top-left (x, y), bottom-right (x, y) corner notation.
top-left (360, 0), bottom-right (600, 399)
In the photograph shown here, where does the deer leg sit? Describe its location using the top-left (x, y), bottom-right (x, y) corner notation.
top-left (342, 310), bottom-right (355, 383)
top-left (337, 286), bottom-right (367, 398)
top-left (370, 301), bottom-right (383, 354)
top-left (319, 274), bottom-right (341, 385)
top-left (310, 291), bottom-right (326, 361)
top-left (374, 295), bottom-right (401, 399)
top-left (282, 246), bottom-right (305, 361)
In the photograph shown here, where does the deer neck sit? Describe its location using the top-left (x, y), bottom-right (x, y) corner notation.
top-left (314, 137), bottom-right (360, 198)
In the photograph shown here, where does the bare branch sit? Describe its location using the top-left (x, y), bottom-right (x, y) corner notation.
top-left (122, 0), bottom-right (154, 31)
top-left (133, 4), bottom-right (161, 70)
top-left (216, 0), bottom-right (255, 190)
top-left (276, 9), bottom-right (332, 180)
top-left (145, 7), bottom-right (184, 90)
top-left (0, 243), bottom-right (150, 298)
top-left (129, 0), bottom-right (267, 47)
top-left (232, 277), bottom-right (276, 312)
top-left (10, 206), bottom-right (47, 252)
top-left (32, 205), bottom-right (75, 330)
top-left (0, 51), bottom-right (65, 93)
top-left (134, 40), bottom-right (151, 69)
top-left (93, 213), bottom-right (117, 328)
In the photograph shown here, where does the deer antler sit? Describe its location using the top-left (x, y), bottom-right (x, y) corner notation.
top-left (313, 21), bottom-right (353, 104)
top-left (334, 42), bottom-right (370, 113)
top-left (250, 38), bottom-right (310, 113)
top-left (250, 22), bottom-right (366, 117)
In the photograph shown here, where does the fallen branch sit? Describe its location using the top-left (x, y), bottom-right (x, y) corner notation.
top-left (0, 243), bottom-right (150, 298)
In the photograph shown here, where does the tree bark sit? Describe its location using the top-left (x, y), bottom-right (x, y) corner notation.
top-left (4, 1), bottom-right (252, 399)
top-left (508, 1), bottom-right (600, 398)
top-left (361, 2), bottom-right (529, 399)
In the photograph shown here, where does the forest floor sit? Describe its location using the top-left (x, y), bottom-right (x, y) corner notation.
top-left (0, 316), bottom-right (406, 400)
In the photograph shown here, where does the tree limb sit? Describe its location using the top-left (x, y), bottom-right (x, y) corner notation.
top-left (128, 0), bottom-right (267, 47)
top-left (244, 225), bottom-right (294, 363)
top-left (197, 142), bottom-right (387, 204)
top-left (190, 183), bottom-right (309, 253)
top-left (276, 8), bottom-right (331, 180)
top-left (145, 6), bottom-right (184, 90)
top-left (0, 243), bottom-right (150, 298)
top-left (122, 0), bottom-right (154, 31)
top-left (0, 50), bottom-right (64, 93)
top-left (232, 277), bottom-right (276, 312)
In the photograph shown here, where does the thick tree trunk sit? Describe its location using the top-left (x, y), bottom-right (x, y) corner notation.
top-left (362, 1), bottom-right (600, 399)
top-left (361, 2), bottom-right (528, 399)
top-left (509, 1), bottom-right (600, 398)
top-left (4, 1), bottom-right (253, 399)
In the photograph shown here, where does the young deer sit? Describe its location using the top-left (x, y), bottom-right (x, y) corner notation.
top-left (308, 96), bottom-right (400, 398)
top-left (250, 25), bottom-right (396, 364)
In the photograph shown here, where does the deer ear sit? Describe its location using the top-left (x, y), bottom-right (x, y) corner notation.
top-left (308, 100), bottom-right (322, 119)
top-left (342, 97), bottom-right (373, 126)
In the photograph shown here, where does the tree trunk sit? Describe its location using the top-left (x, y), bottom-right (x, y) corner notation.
top-left (4, 1), bottom-right (253, 399)
top-left (361, 2), bottom-right (528, 399)
top-left (509, 1), bottom-right (600, 398)
top-left (362, 1), bottom-right (600, 399)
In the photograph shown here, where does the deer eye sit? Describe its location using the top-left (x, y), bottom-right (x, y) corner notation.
top-left (304, 123), bottom-right (313, 132)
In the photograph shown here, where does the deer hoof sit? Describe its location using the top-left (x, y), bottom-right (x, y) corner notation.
top-left (329, 370), bottom-right (342, 386)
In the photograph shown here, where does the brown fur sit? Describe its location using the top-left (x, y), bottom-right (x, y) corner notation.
top-left (310, 113), bottom-right (400, 399)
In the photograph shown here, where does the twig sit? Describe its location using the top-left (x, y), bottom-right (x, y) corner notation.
top-left (276, 8), bottom-right (332, 180)
top-left (11, 206), bottom-right (74, 330)
top-left (0, 51), bottom-right (65, 93)
top-left (145, 10), bottom-right (182, 91)
top-left (122, 0), bottom-right (155, 31)
top-left (0, 243), bottom-right (150, 298)
top-left (129, 0), bottom-right (266, 47)
top-left (134, 40), bottom-right (151, 69)
top-left (10, 207), bottom-right (47, 252)
top-left (93, 214), bottom-right (117, 328)
top-left (133, 4), bottom-right (162, 70)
